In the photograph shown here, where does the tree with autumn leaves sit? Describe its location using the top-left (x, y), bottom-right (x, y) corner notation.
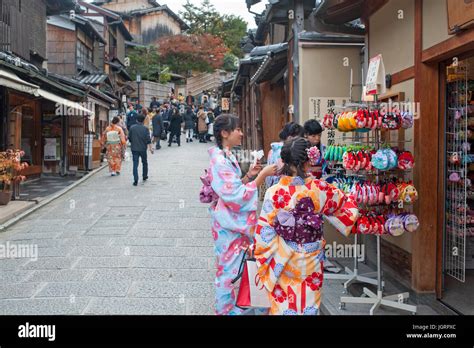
top-left (157, 34), bottom-right (228, 76)
top-left (128, 0), bottom-right (246, 80)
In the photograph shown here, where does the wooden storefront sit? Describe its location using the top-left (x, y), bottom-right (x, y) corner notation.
top-left (8, 92), bottom-right (42, 177)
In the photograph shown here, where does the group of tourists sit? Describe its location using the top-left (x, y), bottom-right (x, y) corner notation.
top-left (100, 90), bottom-right (222, 186)
top-left (205, 114), bottom-right (360, 315)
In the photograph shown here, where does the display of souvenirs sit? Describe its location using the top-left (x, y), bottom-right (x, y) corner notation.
top-left (323, 108), bottom-right (414, 132)
top-left (351, 211), bottom-right (419, 236)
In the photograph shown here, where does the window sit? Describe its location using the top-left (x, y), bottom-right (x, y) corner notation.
top-left (77, 39), bottom-right (94, 71)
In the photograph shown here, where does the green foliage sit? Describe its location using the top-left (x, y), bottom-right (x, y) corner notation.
top-left (220, 15), bottom-right (248, 57)
top-left (127, 46), bottom-right (161, 82)
top-left (159, 70), bottom-right (172, 84)
top-left (180, 0), bottom-right (247, 58)
top-left (223, 53), bottom-right (239, 72)
top-left (160, 52), bottom-right (214, 76)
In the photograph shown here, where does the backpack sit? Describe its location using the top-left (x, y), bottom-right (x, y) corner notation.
top-left (106, 130), bottom-right (121, 144)
top-left (199, 169), bottom-right (219, 203)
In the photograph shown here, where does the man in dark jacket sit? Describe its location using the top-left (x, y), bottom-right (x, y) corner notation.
top-left (186, 92), bottom-right (195, 106)
top-left (126, 105), bottom-right (138, 132)
top-left (168, 108), bottom-right (183, 147)
top-left (151, 108), bottom-right (163, 150)
top-left (149, 97), bottom-right (160, 110)
top-left (162, 103), bottom-right (171, 136)
top-left (128, 114), bottom-right (153, 186)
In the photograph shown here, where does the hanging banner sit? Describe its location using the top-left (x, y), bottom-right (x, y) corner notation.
top-left (365, 54), bottom-right (386, 96)
top-left (44, 138), bottom-right (59, 161)
top-left (221, 98), bottom-right (230, 111)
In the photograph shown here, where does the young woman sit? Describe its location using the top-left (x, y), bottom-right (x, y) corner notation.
top-left (303, 119), bottom-right (326, 179)
top-left (265, 122), bottom-right (295, 188)
top-left (197, 106), bottom-right (208, 143)
top-left (208, 114), bottom-right (277, 315)
top-left (254, 137), bottom-right (359, 315)
top-left (101, 116), bottom-right (127, 176)
top-left (183, 107), bottom-right (195, 143)
top-left (168, 108), bottom-right (183, 147)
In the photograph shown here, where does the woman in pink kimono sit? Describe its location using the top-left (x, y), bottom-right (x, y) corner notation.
top-left (254, 137), bottom-right (359, 315)
top-left (209, 114), bottom-right (277, 315)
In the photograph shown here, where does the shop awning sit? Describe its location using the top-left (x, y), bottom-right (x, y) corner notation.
top-left (0, 69), bottom-right (39, 96)
top-left (36, 89), bottom-right (94, 115)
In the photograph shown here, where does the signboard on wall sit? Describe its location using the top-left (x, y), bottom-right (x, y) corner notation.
top-left (44, 138), bottom-right (59, 161)
top-left (365, 54), bottom-right (386, 96)
top-left (309, 97), bottom-right (349, 123)
top-left (447, 0), bottom-right (474, 34)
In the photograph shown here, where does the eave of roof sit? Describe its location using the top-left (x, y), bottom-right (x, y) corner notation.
top-left (122, 5), bottom-right (189, 30)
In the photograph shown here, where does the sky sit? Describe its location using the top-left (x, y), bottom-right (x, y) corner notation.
top-left (165, 0), bottom-right (267, 29)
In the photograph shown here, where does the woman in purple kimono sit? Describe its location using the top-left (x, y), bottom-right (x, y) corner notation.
top-left (209, 114), bottom-right (277, 315)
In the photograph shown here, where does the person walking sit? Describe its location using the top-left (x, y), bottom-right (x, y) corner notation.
top-left (128, 114), bottom-right (153, 186)
top-left (254, 137), bottom-right (359, 315)
top-left (184, 106), bottom-right (195, 143)
top-left (208, 114), bottom-right (277, 315)
top-left (206, 109), bottom-right (215, 142)
top-left (168, 108), bottom-right (183, 147)
top-left (197, 106), bottom-right (208, 143)
top-left (126, 104), bottom-right (138, 132)
top-left (186, 91), bottom-right (195, 106)
top-left (151, 107), bottom-right (163, 150)
top-left (101, 116), bottom-right (126, 176)
top-left (149, 97), bottom-right (160, 110)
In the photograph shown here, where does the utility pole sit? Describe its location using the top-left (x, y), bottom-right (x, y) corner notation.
top-left (292, 0), bottom-right (304, 123)
top-left (136, 74), bottom-right (141, 107)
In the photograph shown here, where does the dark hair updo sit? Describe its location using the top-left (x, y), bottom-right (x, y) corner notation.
top-left (112, 116), bottom-right (120, 125)
top-left (279, 122), bottom-right (294, 141)
top-left (304, 119), bottom-right (323, 136)
top-left (287, 123), bottom-right (305, 138)
top-left (280, 137), bottom-right (311, 178)
top-left (213, 114), bottom-right (241, 149)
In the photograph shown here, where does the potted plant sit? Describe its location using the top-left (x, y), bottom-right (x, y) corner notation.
top-left (0, 149), bottom-right (28, 205)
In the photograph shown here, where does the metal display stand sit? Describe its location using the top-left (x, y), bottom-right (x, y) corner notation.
top-left (324, 233), bottom-right (381, 289)
top-left (335, 98), bottom-right (418, 315)
top-left (324, 103), bottom-right (381, 289)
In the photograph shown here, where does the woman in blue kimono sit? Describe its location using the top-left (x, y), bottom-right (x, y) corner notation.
top-left (208, 114), bottom-right (277, 315)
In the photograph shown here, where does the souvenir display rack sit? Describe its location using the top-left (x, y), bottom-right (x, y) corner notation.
top-left (323, 117), bottom-right (381, 289)
top-left (322, 98), bottom-right (419, 314)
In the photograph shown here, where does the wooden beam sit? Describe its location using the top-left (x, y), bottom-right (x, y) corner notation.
top-left (413, 0), bottom-right (438, 292)
top-left (436, 61), bottom-right (446, 299)
top-left (391, 66), bottom-right (415, 86)
top-left (361, 0), bottom-right (389, 22)
top-left (422, 27), bottom-right (474, 63)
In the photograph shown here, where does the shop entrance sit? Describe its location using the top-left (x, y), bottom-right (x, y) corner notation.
top-left (8, 92), bottom-right (42, 177)
top-left (441, 55), bottom-right (474, 314)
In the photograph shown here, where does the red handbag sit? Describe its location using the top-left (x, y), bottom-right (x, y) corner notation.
top-left (232, 248), bottom-right (271, 310)
top-left (235, 258), bottom-right (251, 309)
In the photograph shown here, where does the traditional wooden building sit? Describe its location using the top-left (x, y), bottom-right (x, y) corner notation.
top-left (92, 0), bottom-right (188, 45)
top-left (0, 0), bottom-right (100, 178)
top-left (47, 12), bottom-right (128, 172)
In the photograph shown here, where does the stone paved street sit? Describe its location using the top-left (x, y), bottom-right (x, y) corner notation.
top-left (0, 140), bottom-right (216, 315)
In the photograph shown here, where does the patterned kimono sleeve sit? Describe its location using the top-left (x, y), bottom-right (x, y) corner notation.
top-left (319, 182), bottom-right (359, 237)
top-left (210, 156), bottom-right (259, 212)
top-left (118, 127), bottom-right (126, 145)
